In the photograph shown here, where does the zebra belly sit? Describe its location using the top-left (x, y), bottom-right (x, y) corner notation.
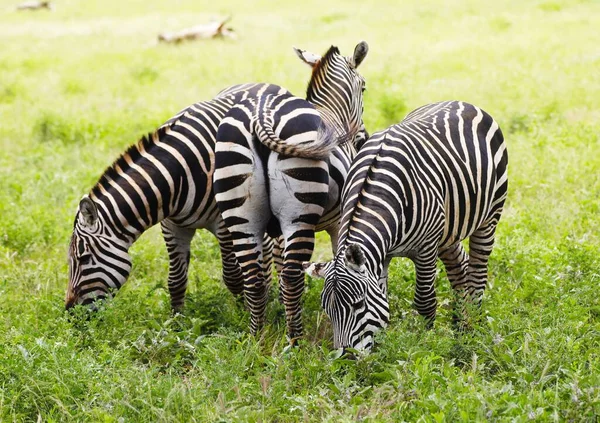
top-left (438, 162), bottom-right (497, 249)
top-left (165, 201), bottom-right (222, 233)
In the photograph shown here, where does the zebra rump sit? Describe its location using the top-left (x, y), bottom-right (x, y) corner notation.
top-left (253, 93), bottom-right (339, 159)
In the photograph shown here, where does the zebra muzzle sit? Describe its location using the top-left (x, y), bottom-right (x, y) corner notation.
top-left (341, 348), bottom-right (357, 361)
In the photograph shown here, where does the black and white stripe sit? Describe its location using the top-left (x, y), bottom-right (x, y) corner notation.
top-left (305, 100), bottom-right (508, 352)
top-left (212, 42), bottom-right (369, 343)
top-left (65, 83), bottom-right (300, 312)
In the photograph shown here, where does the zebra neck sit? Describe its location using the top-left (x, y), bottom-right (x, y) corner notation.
top-left (88, 193), bottom-right (143, 245)
top-left (89, 129), bottom-right (185, 244)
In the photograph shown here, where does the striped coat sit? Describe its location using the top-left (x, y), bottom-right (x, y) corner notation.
top-left (305, 101), bottom-right (508, 352)
top-left (66, 83), bottom-right (300, 311)
top-left (213, 42), bottom-right (369, 343)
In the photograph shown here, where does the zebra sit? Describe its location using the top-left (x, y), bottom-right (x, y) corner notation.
top-left (212, 42), bottom-right (369, 344)
top-left (304, 100), bottom-right (509, 353)
top-left (65, 45), bottom-right (367, 324)
top-left (64, 49), bottom-right (340, 314)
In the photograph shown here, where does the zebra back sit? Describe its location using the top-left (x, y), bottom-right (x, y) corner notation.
top-left (339, 101), bottom-right (508, 260)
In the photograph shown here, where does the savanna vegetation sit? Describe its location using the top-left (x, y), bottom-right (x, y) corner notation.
top-left (0, 0), bottom-right (599, 421)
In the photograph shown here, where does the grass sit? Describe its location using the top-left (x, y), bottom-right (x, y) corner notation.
top-left (1, 0), bottom-right (599, 421)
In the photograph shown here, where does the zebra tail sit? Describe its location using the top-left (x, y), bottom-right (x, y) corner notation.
top-left (254, 108), bottom-right (339, 160)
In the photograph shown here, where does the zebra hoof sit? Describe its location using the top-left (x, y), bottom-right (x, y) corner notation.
top-left (341, 348), bottom-right (358, 361)
top-left (424, 319), bottom-right (435, 330)
top-left (282, 337), bottom-right (301, 354)
top-left (170, 306), bottom-right (184, 316)
top-left (282, 343), bottom-right (300, 355)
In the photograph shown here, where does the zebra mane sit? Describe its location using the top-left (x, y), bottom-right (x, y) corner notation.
top-left (91, 127), bottom-right (167, 198)
top-left (329, 252), bottom-right (355, 292)
top-left (305, 45), bottom-right (340, 101)
top-left (304, 45), bottom-right (359, 152)
top-left (337, 139), bottom-right (385, 251)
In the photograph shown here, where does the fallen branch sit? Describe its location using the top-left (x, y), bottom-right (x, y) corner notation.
top-left (158, 16), bottom-right (235, 43)
top-left (16, 1), bottom-right (52, 10)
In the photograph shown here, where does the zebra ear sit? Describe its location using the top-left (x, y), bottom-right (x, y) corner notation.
top-left (345, 244), bottom-right (366, 273)
top-left (303, 261), bottom-right (328, 279)
top-left (351, 41), bottom-right (369, 69)
top-left (79, 196), bottom-right (98, 227)
top-left (293, 46), bottom-right (321, 68)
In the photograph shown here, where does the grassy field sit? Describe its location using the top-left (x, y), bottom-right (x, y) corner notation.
top-left (1, 0), bottom-right (599, 420)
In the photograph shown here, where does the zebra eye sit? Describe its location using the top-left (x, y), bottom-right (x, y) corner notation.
top-left (78, 240), bottom-right (86, 256)
top-left (79, 254), bottom-right (92, 265)
top-left (353, 299), bottom-right (365, 310)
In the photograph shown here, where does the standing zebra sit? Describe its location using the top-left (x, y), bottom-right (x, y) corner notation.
top-left (305, 101), bottom-right (508, 353)
top-left (213, 42), bottom-right (369, 344)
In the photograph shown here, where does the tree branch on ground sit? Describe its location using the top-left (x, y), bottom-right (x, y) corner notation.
top-left (158, 16), bottom-right (235, 43)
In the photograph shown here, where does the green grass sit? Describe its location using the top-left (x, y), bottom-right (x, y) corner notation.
top-left (1, 0), bottom-right (599, 421)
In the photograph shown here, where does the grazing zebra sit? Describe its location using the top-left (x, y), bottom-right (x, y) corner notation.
top-left (65, 83), bottom-right (288, 311)
top-left (213, 42), bottom-right (369, 343)
top-left (66, 54), bottom-right (346, 314)
top-left (305, 101), bottom-right (508, 353)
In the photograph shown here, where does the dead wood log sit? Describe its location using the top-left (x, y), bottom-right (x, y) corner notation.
top-left (158, 16), bottom-right (235, 43)
top-left (16, 1), bottom-right (52, 10)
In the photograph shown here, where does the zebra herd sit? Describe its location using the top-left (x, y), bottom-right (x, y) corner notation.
top-left (66, 41), bottom-right (508, 355)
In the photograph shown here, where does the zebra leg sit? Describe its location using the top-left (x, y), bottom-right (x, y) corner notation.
top-left (262, 234), bottom-right (275, 295)
top-left (214, 169), bottom-right (270, 333)
top-left (214, 195), bottom-right (269, 333)
top-left (438, 243), bottom-right (470, 328)
top-left (213, 109), bottom-right (271, 335)
top-left (466, 219), bottom-right (500, 307)
top-left (378, 257), bottom-right (392, 299)
top-left (279, 227), bottom-right (316, 345)
top-left (267, 153), bottom-right (329, 344)
top-left (326, 226), bottom-right (340, 255)
top-left (218, 216), bottom-right (269, 333)
top-left (161, 220), bottom-right (196, 312)
top-left (412, 247), bottom-right (439, 327)
top-left (271, 235), bottom-right (285, 304)
top-left (239, 239), bottom-right (269, 334)
top-left (214, 223), bottom-right (245, 296)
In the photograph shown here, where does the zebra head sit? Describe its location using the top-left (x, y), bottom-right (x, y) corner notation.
top-left (294, 41), bottom-right (369, 145)
top-left (65, 196), bottom-right (132, 310)
top-left (304, 244), bottom-right (389, 354)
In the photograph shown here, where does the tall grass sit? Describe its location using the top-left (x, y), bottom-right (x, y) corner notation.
top-left (0, 0), bottom-right (599, 420)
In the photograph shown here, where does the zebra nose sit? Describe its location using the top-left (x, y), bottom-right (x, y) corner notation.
top-left (65, 295), bottom-right (76, 311)
top-left (341, 348), bottom-right (357, 360)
